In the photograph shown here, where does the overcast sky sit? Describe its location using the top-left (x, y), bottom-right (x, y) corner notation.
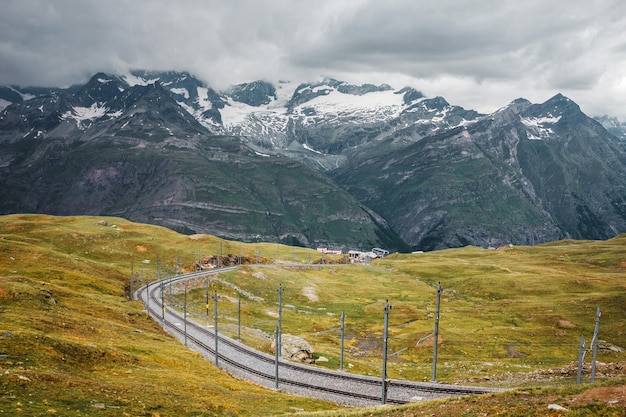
top-left (1, 0), bottom-right (625, 119)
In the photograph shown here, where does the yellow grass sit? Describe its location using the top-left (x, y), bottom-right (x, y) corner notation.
top-left (0, 214), bottom-right (339, 416)
top-left (1, 214), bottom-right (625, 416)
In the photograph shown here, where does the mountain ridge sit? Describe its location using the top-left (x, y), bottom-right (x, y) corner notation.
top-left (0, 75), bottom-right (408, 251)
top-left (332, 93), bottom-right (626, 249)
top-left (1, 70), bottom-right (625, 250)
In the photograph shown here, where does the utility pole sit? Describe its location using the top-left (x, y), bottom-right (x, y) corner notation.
top-left (277, 284), bottom-right (283, 356)
top-left (198, 246), bottom-right (201, 271)
top-left (238, 295), bottom-right (242, 342)
top-left (274, 325), bottom-right (280, 389)
top-left (184, 286), bottom-right (188, 347)
top-left (168, 278), bottom-right (172, 306)
top-left (432, 282), bottom-right (442, 382)
top-left (205, 279), bottom-right (209, 327)
top-left (161, 280), bottom-right (165, 320)
top-left (218, 241), bottom-right (222, 269)
top-left (214, 291), bottom-right (219, 366)
top-left (340, 310), bottom-right (345, 371)
top-left (591, 306), bottom-right (601, 382)
top-left (381, 299), bottom-right (391, 405)
top-left (130, 261), bottom-right (134, 299)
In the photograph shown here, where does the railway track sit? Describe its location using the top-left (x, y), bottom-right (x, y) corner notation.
top-left (135, 268), bottom-right (503, 407)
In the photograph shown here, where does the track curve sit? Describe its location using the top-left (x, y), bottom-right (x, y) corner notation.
top-left (135, 268), bottom-right (503, 407)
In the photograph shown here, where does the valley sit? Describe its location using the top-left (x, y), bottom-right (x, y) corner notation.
top-left (1, 214), bottom-right (624, 415)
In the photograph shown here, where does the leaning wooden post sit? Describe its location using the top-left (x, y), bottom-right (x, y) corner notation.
top-left (577, 335), bottom-right (585, 385)
top-left (591, 307), bottom-right (601, 382)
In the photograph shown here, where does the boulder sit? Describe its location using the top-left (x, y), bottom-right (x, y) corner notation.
top-left (272, 334), bottom-right (314, 363)
top-left (598, 341), bottom-right (624, 353)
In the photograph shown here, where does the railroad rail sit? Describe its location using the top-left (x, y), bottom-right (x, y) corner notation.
top-left (135, 268), bottom-right (503, 407)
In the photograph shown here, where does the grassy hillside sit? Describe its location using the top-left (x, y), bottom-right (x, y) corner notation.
top-left (1, 214), bottom-right (625, 416)
top-left (184, 238), bottom-right (626, 384)
top-left (0, 214), bottom-right (339, 416)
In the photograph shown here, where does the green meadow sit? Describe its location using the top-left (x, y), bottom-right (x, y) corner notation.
top-left (185, 239), bottom-right (626, 384)
top-left (1, 214), bottom-right (624, 416)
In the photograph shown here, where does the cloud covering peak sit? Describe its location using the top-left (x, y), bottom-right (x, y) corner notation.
top-left (1, 0), bottom-right (625, 119)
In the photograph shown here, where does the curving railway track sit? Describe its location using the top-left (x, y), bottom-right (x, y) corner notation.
top-left (135, 268), bottom-right (503, 407)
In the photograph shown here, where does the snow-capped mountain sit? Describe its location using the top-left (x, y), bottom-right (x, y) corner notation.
top-left (333, 93), bottom-right (626, 249)
top-left (0, 73), bottom-right (407, 250)
top-left (1, 70), bottom-right (625, 250)
top-left (199, 74), bottom-right (481, 170)
top-left (0, 71), bottom-right (486, 171)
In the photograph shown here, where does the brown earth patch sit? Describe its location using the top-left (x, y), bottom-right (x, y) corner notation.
top-left (347, 335), bottom-right (383, 356)
top-left (557, 319), bottom-right (576, 329)
top-left (135, 245), bottom-right (148, 253)
top-left (570, 384), bottom-right (626, 407)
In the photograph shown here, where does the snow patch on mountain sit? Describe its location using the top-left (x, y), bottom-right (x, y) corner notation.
top-left (172, 87), bottom-right (221, 130)
top-left (272, 80), bottom-right (300, 108)
top-left (61, 103), bottom-right (121, 129)
top-left (301, 88), bottom-right (403, 111)
top-left (221, 80), bottom-right (404, 129)
top-left (303, 143), bottom-right (323, 154)
top-left (430, 106), bottom-right (452, 124)
top-left (21, 127), bottom-right (44, 139)
top-left (220, 99), bottom-right (262, 127)
top-left (521, 115), bottom-right (561, 140)
top-left (64, 103), bottom-right (108, 120)
top-left (123, 74), bottom-right (160, 87)
top-left (170, 88), bottom-right (190, 99)
top-left (10, 86), bottom-right (36, 101)
top-left (293, 88), bottom-right (404, 128)
top-left (196, 87), bottom-right (213, 109)
top-left (217, 81), bottom-right (299, 138)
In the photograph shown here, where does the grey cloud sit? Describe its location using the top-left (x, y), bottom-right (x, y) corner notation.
top-left (0, 0), bottom-right (625, 119)
top-left (288, 1), bottom-right (613, 80)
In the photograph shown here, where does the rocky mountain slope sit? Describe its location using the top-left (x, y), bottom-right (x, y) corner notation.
top-left (0, 74), bottom-right (406, 250)
top-left (333, 95), bottom-right (626, 249)
top-left (1, 71), bottom-right (625, 250)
